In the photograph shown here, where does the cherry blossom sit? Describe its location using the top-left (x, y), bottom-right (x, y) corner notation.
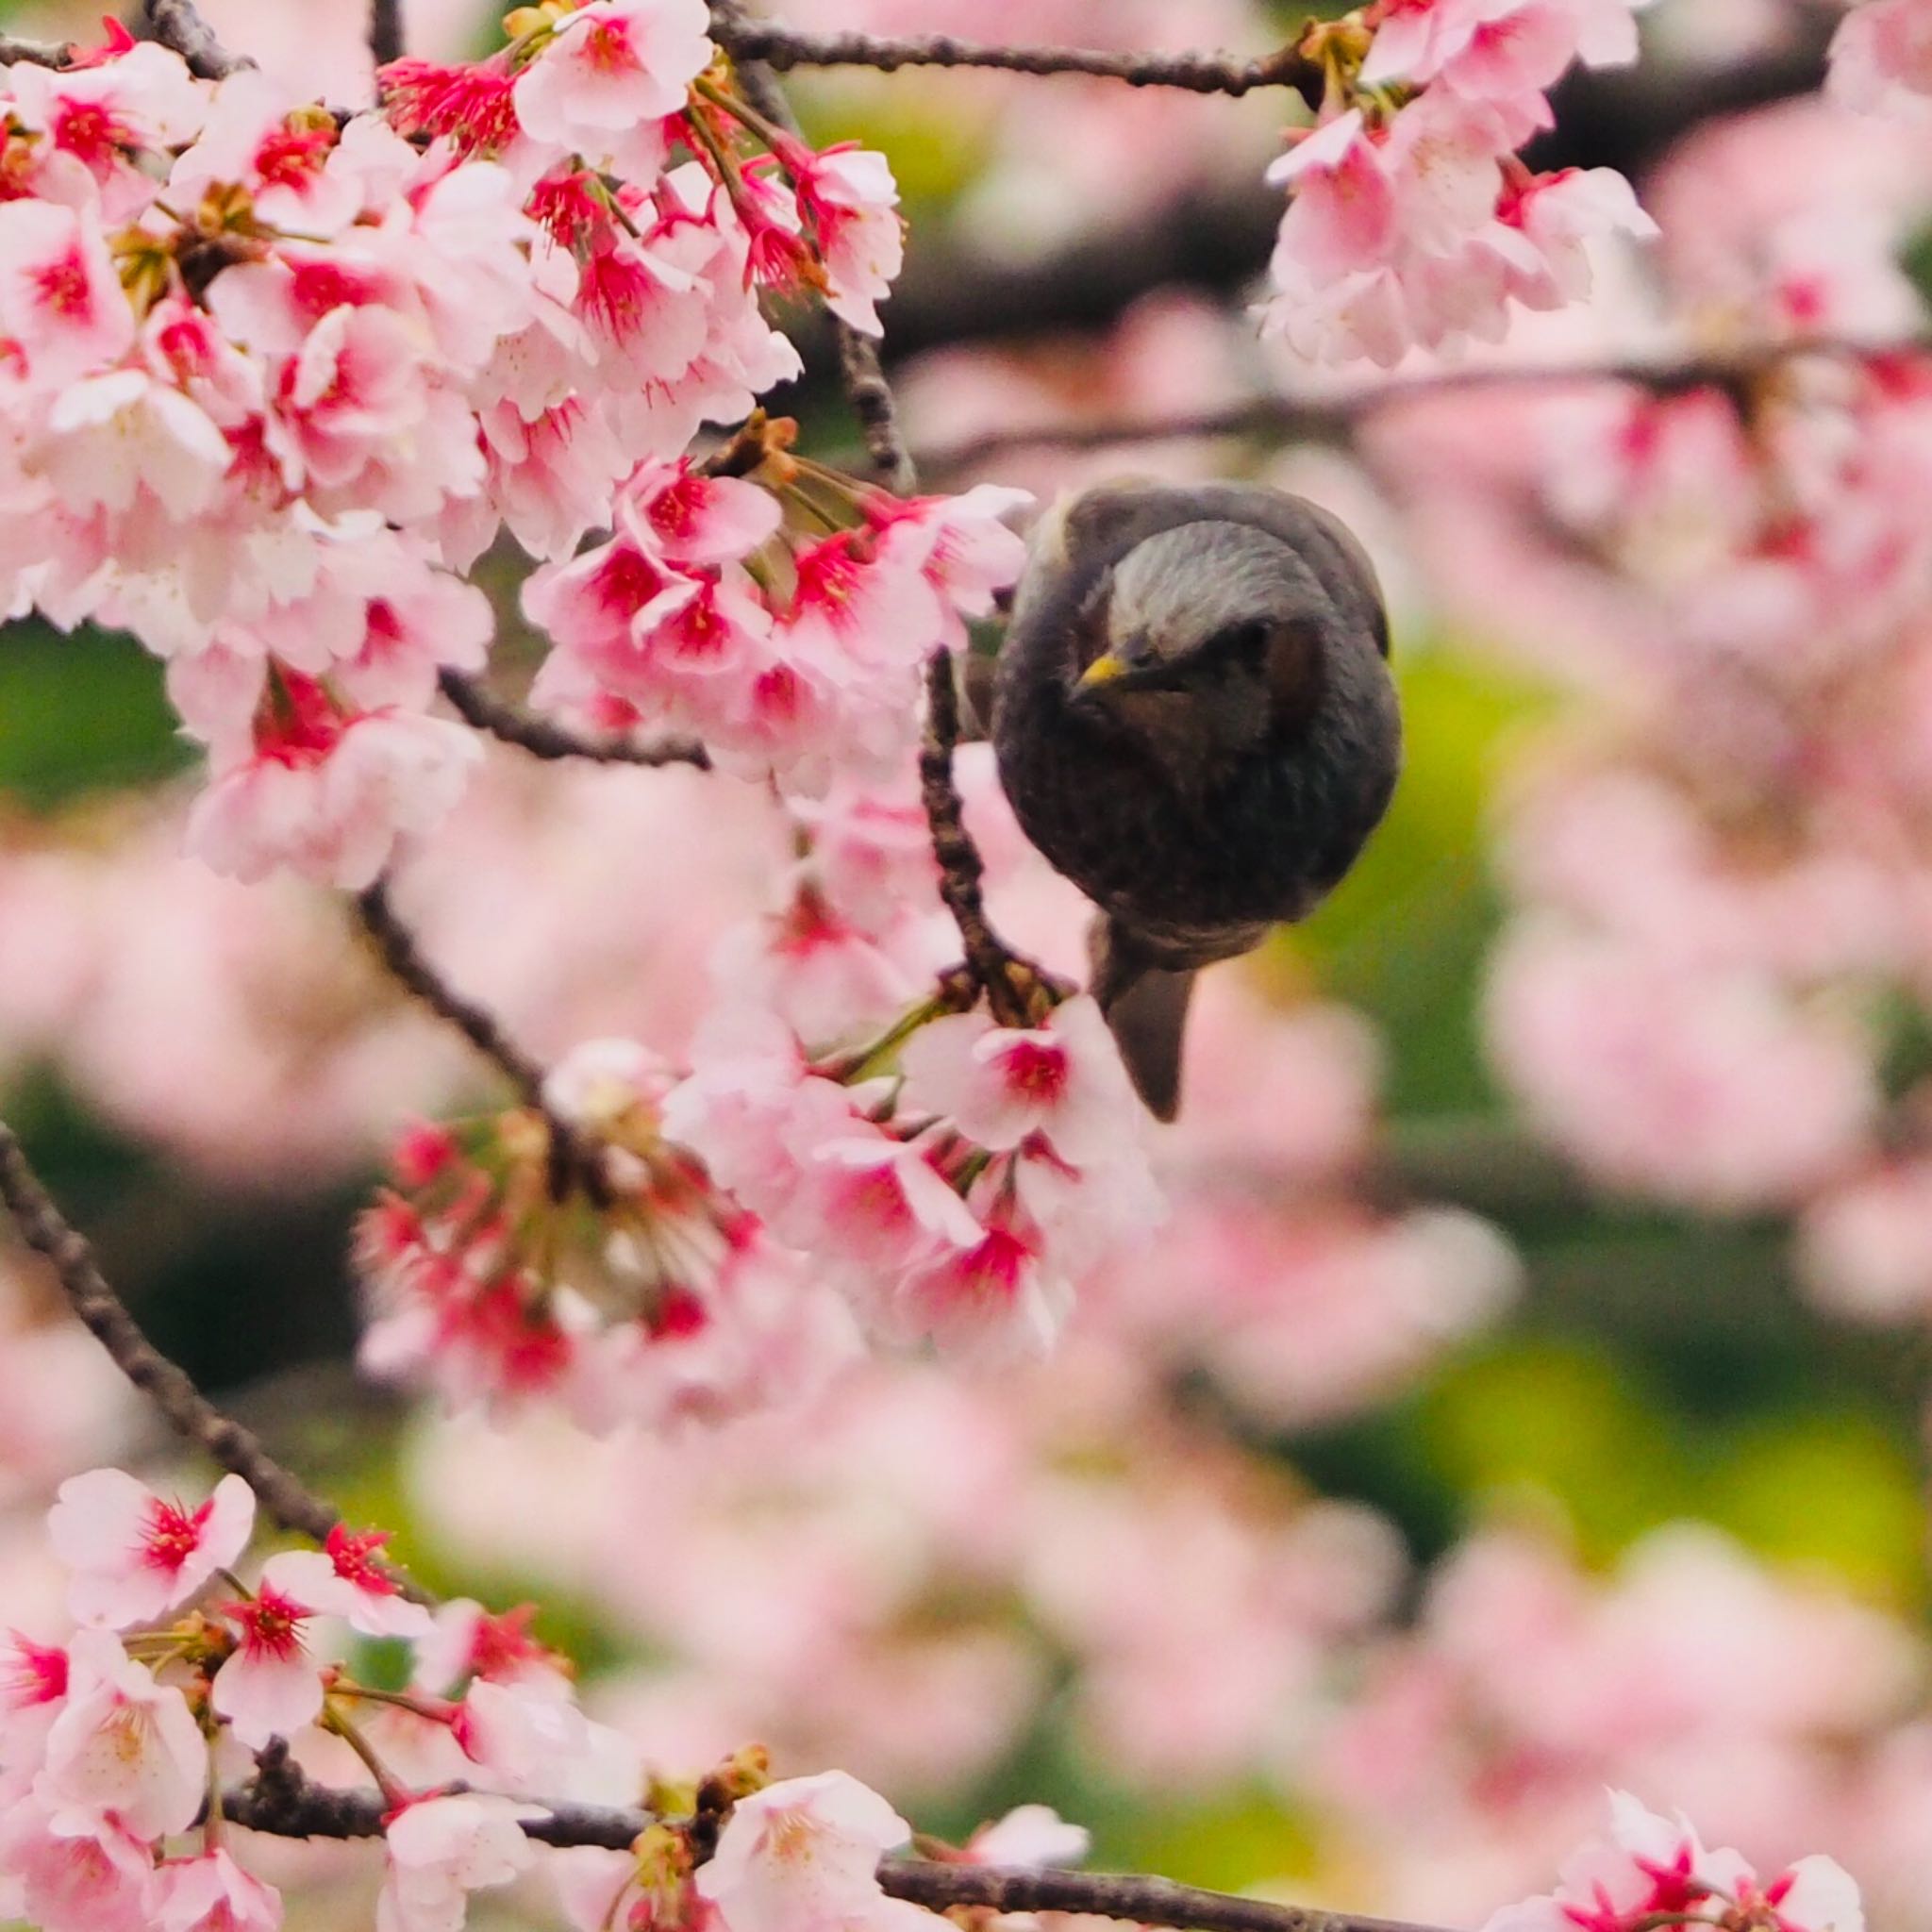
top-left (1831, 0), bottom-right (1932, 118)
top-left (254, 1525), bottom-right (433, 1641)
top-left (377, 1792), bottom-right (542, 1932)
top-left (208, 1576), bottom-right (325, 1747)
top-left (963, 1805), bottom-right (1091, 1870)
top-left (898, 996), bottom-right (1139, 1169)
top-left (0, 1798), bottom-right (156, 1932)
top-left (510, 0), bottom-right (713, 171)
top-left (152, 1851), bottom-right (282, 1932)
top-left (1262, 5), bottom-right (1657, 362)
top-left (696, 1771), bottom-right (932, 1932)
top-left (39, 1629), bottom-right (205, 1840)
top-left (1484, 1791), bottom-right (1862, 1932)
top-left (46, 1468), bottom-right (254, 1628)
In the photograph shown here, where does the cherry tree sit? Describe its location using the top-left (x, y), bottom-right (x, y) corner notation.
top-left (0, 1), bottom-right (1924, 1930)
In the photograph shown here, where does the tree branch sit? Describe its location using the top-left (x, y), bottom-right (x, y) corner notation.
top-left (370, 0), bottom-right (406, 69)
top-left (352, 879), bottom-right (611, 1206)
top-left (439, 670), bottom-right (710, 771)
top-left (352, 879), bottom-right (549, 1105)
top-left (142, 0), bottom-right (252, 79)
top-left (0, 1119), bottom-right (427, 1601)
top-left (0, 33), bottom-right (73, 67)
top-left (711, 18), bottom-right (1323, 101)
top-left (215, 1758), bottom-right (1457, 1932)
top-left (881, 1861), bottom-right (1448, 1932)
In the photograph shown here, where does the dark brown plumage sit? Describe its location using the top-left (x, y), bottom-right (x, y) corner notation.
top-left (991, 479), bottom-right (1401, 1120)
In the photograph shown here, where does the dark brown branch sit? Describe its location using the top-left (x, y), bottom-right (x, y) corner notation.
top-left (353, 879), bottom-right (548, 1104)
top-left (214, 1762), bottom-right (1457, 1932)
top-left (712, 18), bottom-right (1322, 104)
top-left (370, 0), bottom-right (405, 68)
top-left (0, 1119), bottom-right (426, 1603)
top-left (143, 0), bottom-right (253, 79)
top-left (352, 879), bottom-right (611, 1206)
top-left (882, 1861), bottom-right (1445, 1932)
top-left (439, 670), bottom-right (710, 771)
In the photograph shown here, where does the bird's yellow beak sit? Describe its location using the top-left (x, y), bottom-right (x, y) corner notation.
top-left (1075, 653), bottom-right (1130, 692)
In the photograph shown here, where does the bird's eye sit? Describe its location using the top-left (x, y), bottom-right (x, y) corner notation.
top-left (1208, 620), bottom-right (1270, 662)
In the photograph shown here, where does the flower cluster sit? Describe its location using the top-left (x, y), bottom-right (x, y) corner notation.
top-left (0, 7), bottom-right (914, 888)
top-left (7, 1455), bottom-right (1107, 1932)
top-left (524, 458), bottom-right (1030, 794)
top-left (1485, 1793), bottom-right (1862, 1932)
top-left (358, 974), bottom-right (1161, 1423)
top-left (356, 1038), bottom-right (859, 1431)
top-left (1261, 0), bottom-right (1658, 365)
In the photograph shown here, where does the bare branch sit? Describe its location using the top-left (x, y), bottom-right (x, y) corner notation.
top-left (370, 0), bottom-right (406, 68)
top-left (711, 17), bottom-right (1322, 103)
top-left (440, 670), bottom-right (710, 771)
top-left (882, 1861), bottom-right (1451, 1932)
top-left (0, 33), bottom-right (73, 67)
top-left (0, 1119), bottom-right (427, 1601)
top-left (352, 879), bottom-right (611, 1205)
top-left (353, 879), bottom-right (549, 1105)
top-left (143, 0), bottom-right (253, 79)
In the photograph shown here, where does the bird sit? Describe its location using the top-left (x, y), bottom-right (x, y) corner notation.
top-left (991, 478), bottom-right (1401, 1122)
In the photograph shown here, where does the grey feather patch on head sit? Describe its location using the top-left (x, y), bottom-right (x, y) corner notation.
top-left (1106, 520), bottom-right (1314, 662)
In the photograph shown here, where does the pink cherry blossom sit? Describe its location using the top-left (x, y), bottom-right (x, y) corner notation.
top-left (377, 1792), bottom-right (541, 1932)
top-left (208, 1579), bottom-right (325, 1747)
top-left (185, 676), bottom-right (481, 889)
top-left (152, 1851), bottom-right (282, 1932)
top-left (40, 1629), bottom-right (206, 1840)
top-left (511, 0), bottom-right (713, 170)
top-left (47, 1468), bottom-right (255, 1628)
top-left (1484, 1791), bottom-right (1862, 1932)
top-left (778, 143), bottom-right (906, 338)
top-left (256, 1526), bottom-right (433, 1641)
top-left (1831, 0), bottom-right (1932, 118)
top-left (898, 996), bottom-right (1140, 1168)
top-left (8, 41), bottom-right (207, 221)
top-left (696, 1771), bottom-right (930, 1932)
top-left (0, 1798), bottom-right (156, 1932)
top-left (963, 1805), bottom-right (1091, 1870)
top-left (0, 201), bottom-right (136, 390)
top-left (619, 458), bottom-right (783, 568)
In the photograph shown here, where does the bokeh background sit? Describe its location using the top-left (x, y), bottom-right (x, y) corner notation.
top-left (8, 0), bottom-right (1932, 1927)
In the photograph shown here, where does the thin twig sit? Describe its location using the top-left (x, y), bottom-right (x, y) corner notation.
top-left (919, 652), bottom-right (1041, 1029)
top-left (711, 18), bottom-right (1323, 105)
top-left (0, 1120), bottom-right (428, 1603)
top-left (910, 335), bottom-right (1932, 476)
top-left (352, 880), bottom-right (610, 1205)
top-left (369, 0), bottom-right (406, 68)
top-left (143, 0), bottom-right (253, 79)
top-left (353, 880), bottom-right (548, 1104)
top-left (0, 33), bottom-right (73, 66)
top-left (440, 671), bottom-right (710, 771)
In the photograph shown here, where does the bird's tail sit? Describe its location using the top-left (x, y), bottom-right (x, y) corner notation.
top-left (1089, 917), bottom-right (1195, 1123)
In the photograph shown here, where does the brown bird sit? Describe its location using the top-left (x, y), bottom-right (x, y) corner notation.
top-left (991, 479), bottom-right (1401, 1121)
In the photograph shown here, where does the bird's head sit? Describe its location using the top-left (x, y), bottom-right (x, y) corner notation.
top-left (1070, 520), bottom-right (1325, 772)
